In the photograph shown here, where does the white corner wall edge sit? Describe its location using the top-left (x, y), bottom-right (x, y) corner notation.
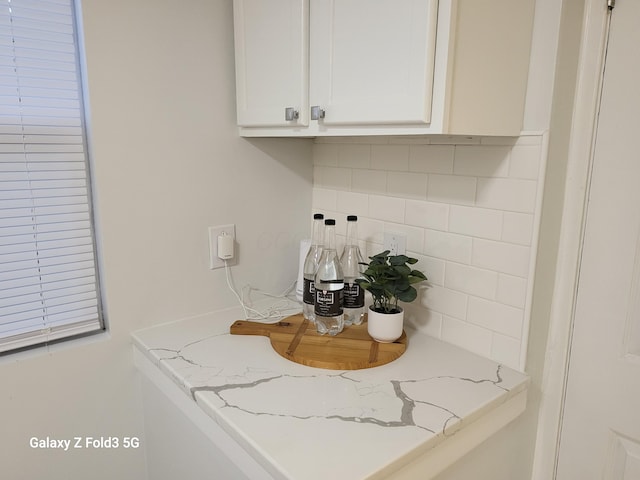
top-left (519, 130), bottom-right (550, 371)
top-left (134, 345), bottom-right (526, 480)
top-left (530, 1), bottom-right (611, 479)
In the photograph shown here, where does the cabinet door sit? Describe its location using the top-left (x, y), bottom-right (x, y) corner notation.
top-left (233, 0), bottom-right (309, 127)
top-left (309, 0), bottom-right (438, 126)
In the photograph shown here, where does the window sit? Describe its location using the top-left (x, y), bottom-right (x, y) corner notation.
top-left (0, 0), bottom-right (103, 353)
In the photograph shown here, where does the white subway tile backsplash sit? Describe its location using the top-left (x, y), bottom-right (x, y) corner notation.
top-left (409, 145), bottom-right (455, 174)
top-left (405, 200), bottom-right (449, 231)
top-left (413, 254), bottom-right (445, 286)
top-left (314, 166), bottom-right (351, 191)
top-left (421, 285), bottom-right (468, 320)
top-left (509, 145), bottom-right (541, 180)
top-left (387, 171), bottom-right (428, 199)
top-left (368, 194), bottom-right (405, 223)
top-left (444, 262), bottom-right (498, 300)
top-left (337, 144), bottom-right (371, 169)
top-left (491, 333), bottom-right (522, 369)
top-left (441, 316), bottom-right (493, 358)
top-left (336, 191), bottom-right (369, 218)
top-left (383, 222), bottom-right (424, 254)
top-left (472, 239), bottom-right (530, 278)
top-left (364, 240), bottom-right (384, 259)
top-left (311, 134), bottom-right (546, 370)
top-left (449, 205), bottom-right (503, 240)
top-left (427, 174), bottom-right (477, 206)
top-left (404, 301), bottom-right (442, 337)
top-left (358, 217), bottom-right (384, 245)
top-left (312, 188), bottom-right (337, 212)
top-left (467, 297), bottom-right (523, 338)
top-left (312, 143), bottom-right (339, 166)
top-left (371, 145), bottom-right (409, 171)
top-left (502, 212), bottom-right (534, 246)
top-left (424, 229), bottom-right (473, 264)
top-left (496, 274), bottom-right (528, 309)
top-left (351, 169), bottom-right (387, 195)
top-left (476, 178), bottom-right (537, 213)
top-left (453, 146), bottom-right (510, 177)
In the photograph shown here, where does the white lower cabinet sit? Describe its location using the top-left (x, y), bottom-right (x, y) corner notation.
top-left (233, 0), bottom-right (535, 137)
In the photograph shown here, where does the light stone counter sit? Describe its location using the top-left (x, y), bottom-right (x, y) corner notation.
top-left (132, 306), bottom-right (529, 480)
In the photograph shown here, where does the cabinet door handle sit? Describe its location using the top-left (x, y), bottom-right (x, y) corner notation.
top-left (285, 107), bottom-right (299, 121)
top-left (310, 106), bottom-right (325, 120)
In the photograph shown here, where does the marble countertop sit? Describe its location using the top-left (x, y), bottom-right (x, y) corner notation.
top-left (132, 306), bottom-right (529, 480)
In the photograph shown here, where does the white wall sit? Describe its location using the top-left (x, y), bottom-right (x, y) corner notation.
top-left (0, 1), bottom-right (312, 479)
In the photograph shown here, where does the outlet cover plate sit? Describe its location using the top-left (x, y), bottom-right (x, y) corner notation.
top-left (383, 232), bottom-right (407, 256)
top-left (209, 224), bottom-right (236, 269)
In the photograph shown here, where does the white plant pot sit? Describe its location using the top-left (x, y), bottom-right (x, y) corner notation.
top-left (367, 306), bottom-right (404, 343)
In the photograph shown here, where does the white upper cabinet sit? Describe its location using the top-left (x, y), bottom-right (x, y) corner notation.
top-left (233, 0), bottom-right (309, 127)
top-left (309, 0), bottom-right (438, 126)
top-left (232, 0), bottom-right (535, 137)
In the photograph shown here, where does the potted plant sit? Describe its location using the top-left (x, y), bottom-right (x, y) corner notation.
top-left (356, 250), bottom-right (427, 342)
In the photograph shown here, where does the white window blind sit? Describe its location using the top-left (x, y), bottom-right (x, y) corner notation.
top-left (0, 0), bottom-right (103, 353)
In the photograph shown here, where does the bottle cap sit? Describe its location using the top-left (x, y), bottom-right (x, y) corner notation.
top-left (313, 213), bottom-right (324, 220)
top-left (325, 219), bottom-right (336, 226)
top-left (347, 215), bottom-right (357, 221)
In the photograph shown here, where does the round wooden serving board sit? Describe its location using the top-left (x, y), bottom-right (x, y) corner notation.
top-left (229, 313), bottom-right (406, 370)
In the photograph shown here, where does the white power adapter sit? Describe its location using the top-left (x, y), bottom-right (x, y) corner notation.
top-left (217, 233), bottom-right (234, 260)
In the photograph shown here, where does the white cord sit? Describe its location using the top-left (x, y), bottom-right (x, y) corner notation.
top-left (224, 260), bottom-right (301, 323)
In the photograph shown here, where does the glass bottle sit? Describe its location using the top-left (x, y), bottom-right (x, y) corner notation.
top-left (302, 213), bottom-right (324, 322)
top-left (314, 219), bottom-right (344, 336)
top-left (340, 215), bottom-right (365, 326)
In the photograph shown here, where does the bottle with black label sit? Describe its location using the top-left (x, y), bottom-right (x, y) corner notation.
top-left (314, 219), bottom-right (344, 336)
top-left (302, 213), bottom-right (324, 322)
top-left (340, 215), bottom-right (365, 326)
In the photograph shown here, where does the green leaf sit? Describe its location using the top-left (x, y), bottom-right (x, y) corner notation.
top-left (391, 278), bottom-right (410, 292)
top-left (393, 265), bottom-right (411, 277)
top-left (410, 269), bottom-right (427, 280)
top-left (389, 255), bottom-right (409, 266)
top-left (397, 287), bottom-right (417, 303)
top-left (370, 251), bottom-right (390, 261)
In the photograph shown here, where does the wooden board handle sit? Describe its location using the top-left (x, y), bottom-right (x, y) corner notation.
top-left (230, 319), bottom-right (300, 337)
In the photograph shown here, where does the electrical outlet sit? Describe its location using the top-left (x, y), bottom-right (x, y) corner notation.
top-left (383, 232), bottom-right (407, 255)
top-left (209, 224), bottom-right (236, 269)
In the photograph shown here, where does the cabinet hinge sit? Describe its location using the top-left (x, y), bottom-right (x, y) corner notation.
top-left (607, 0), bottom-right (615, 10)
